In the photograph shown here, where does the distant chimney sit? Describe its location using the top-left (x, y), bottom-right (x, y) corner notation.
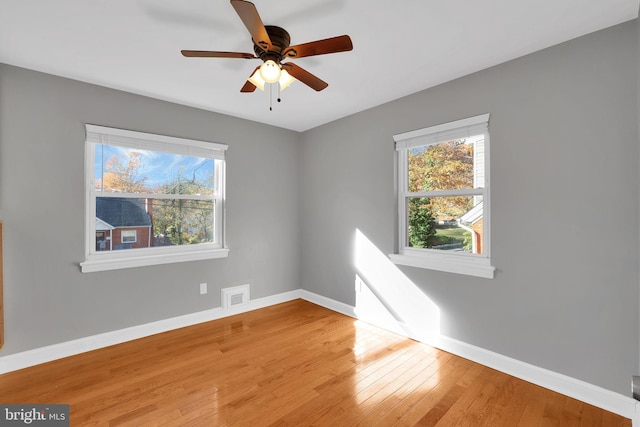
top-left (146, 198), bottom-right (154, 248)
top-left (145, 198), bottom-right (153, 219)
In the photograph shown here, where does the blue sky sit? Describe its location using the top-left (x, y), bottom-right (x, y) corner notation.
top-left (95, 144), bottom-right (214, 190)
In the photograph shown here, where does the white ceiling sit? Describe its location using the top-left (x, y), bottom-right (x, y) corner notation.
top-left (1, 0), bottom-right (638, 132)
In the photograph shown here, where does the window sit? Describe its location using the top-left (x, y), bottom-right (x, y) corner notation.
top-left (390, 114), bottom-right (495, 278)
top-left (81, 125), bottom-right (228, 273)
top-left (120, 230), bottom-right (137, 244)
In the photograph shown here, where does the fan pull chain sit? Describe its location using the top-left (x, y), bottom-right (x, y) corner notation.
top-left (267, 83), bottom-right (283, 111)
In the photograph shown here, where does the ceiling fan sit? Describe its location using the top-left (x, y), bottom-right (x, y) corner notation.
top-left (181, 0), bottom-right (353, 93)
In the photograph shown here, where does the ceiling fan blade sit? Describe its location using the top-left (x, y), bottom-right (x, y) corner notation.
top-left (181, 50), bottom-right (257, 59)
top-left (282, 63), bottom-right (328, 91)
top-left (240, 66), bottom-right (260, 92)
top-left (230, 0), bottom-right (272, 52)
top-left (241, 80), bottom-right (257, 92)
top-left (283, 35), bottom-right (353, 59)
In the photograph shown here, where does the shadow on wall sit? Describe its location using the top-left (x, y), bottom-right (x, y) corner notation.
top-left (353, 229), bottom-right (440, 344)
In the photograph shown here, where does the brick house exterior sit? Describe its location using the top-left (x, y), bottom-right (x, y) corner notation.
top-left (95, 198), bottom-right (153, 251)
top-left (459, 201), bottom-right (483, 255)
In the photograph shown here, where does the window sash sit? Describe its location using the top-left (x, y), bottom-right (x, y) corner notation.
top-left (398, 164), bottom-right (489, 256)
top-left (96, 192), bottom-right (217, 201)
top-left (394, 113), bottom-right (490, 151)
top-left (405, 188), bottom-right (485, 199)
top-left (86, 125), bottom-right (227, 160)
top-left (402, 195), bottom-right (485, 251)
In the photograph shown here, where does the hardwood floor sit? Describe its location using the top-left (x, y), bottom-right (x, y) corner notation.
top-left (0, 299), bottom-right (631, 426)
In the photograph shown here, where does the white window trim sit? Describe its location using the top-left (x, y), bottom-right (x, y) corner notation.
top-left (390, 113), bottom-right (496, 279)
top-left (81, 125), bottom-right (229, 273)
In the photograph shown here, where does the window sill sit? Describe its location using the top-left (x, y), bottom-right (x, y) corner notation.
top-left (80, 246), bottom-right (229, 273)
top-left (389, 250), bottom-right (495, 279)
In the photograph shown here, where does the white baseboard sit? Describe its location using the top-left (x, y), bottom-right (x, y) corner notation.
top-left (1, 288), bottom-right (638, 425)
top-left (432, 334), bottom-right (640, 423)
top-left (298, 289), bottom-right (357, 318)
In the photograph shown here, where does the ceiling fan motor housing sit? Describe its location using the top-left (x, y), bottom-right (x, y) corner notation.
top-left (253, 26), bottom-right (291, 63)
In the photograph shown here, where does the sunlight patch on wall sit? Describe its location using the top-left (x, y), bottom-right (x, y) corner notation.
top-left (354, 229), bottom-right (441, 344)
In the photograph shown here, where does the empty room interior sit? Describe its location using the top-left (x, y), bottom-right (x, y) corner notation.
top-left (1, 0), bottom-right (640, 425)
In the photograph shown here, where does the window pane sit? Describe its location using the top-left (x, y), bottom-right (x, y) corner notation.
top-left (95, 197), bottom-right (214, 251)
top-left (149, 198), bottom-right (214, 246)
top-left (121, 230), bottom-right (137, 243)
top-left (407, 134), bottom-right (484, 192)
top-left (94, 144), bottom-right (215, 195)
top-left (407, 196), bottom-right (484, 254)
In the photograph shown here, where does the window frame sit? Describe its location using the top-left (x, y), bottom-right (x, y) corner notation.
top-left (80, 125), bottom-right (229, 273)
top-left (389, 114), bottom-right (495, 279)
top-left (120, 229), bottom-right (137, 244)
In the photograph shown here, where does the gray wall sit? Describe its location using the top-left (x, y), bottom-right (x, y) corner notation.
top-left (300, 21), bottom-right (639, 394)
top-left (0, 63), bottom-right (301, 355)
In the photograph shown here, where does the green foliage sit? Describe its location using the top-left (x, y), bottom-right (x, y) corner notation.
top-left (408, 140), bottom-right (475, 219)
top-left (151, 172), bottom-right (213, 246)
top-left (408, 198), bottom-right (436, 248)
top-left (101, 152), bottom-right (147, 192)
top-left (433, 225), bottom-right (471, 249)
top-left (463, 232), bottom-right (472, 251)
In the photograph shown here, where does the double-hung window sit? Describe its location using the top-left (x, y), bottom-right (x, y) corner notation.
top-left (81, 125), bottom-right (228, 273)
top-left (390, 114), bottom-right (495, 278)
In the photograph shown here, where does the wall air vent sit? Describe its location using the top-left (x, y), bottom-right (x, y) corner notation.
top-left (221, 284), bottom-right (250, 309)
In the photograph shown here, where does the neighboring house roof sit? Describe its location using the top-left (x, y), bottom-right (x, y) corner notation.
top-left (96, 197), bottom-right (151, 227)
top-left (459, 201), bottom-right (483, 226)
top-left (96, 218), bottom-right (115, 231)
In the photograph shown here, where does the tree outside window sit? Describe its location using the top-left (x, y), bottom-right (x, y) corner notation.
top-left (407, 138), bottom-right (483, 253)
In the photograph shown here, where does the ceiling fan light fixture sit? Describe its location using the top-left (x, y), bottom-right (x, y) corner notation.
top-left (278, 69), bottom-right (295, 90)
top-left (248, 66), bottom-right (295, 92)
top-left (248, 69), bottom-right (266, 91)
top-left (259, 59), bottom-right (281, 83)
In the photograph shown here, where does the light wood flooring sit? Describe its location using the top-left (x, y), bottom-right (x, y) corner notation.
top-left (0, 299), bottom-right (631, 426)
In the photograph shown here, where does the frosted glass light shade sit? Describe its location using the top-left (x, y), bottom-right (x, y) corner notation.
top-left (259, 60), bottom-right (281, 83)
top-left (278, 69), bottom-right (295, 90)
top-left (247, 63), bottom-right (296, 92)
top-left (248, 69), bottom-right (265, 91)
